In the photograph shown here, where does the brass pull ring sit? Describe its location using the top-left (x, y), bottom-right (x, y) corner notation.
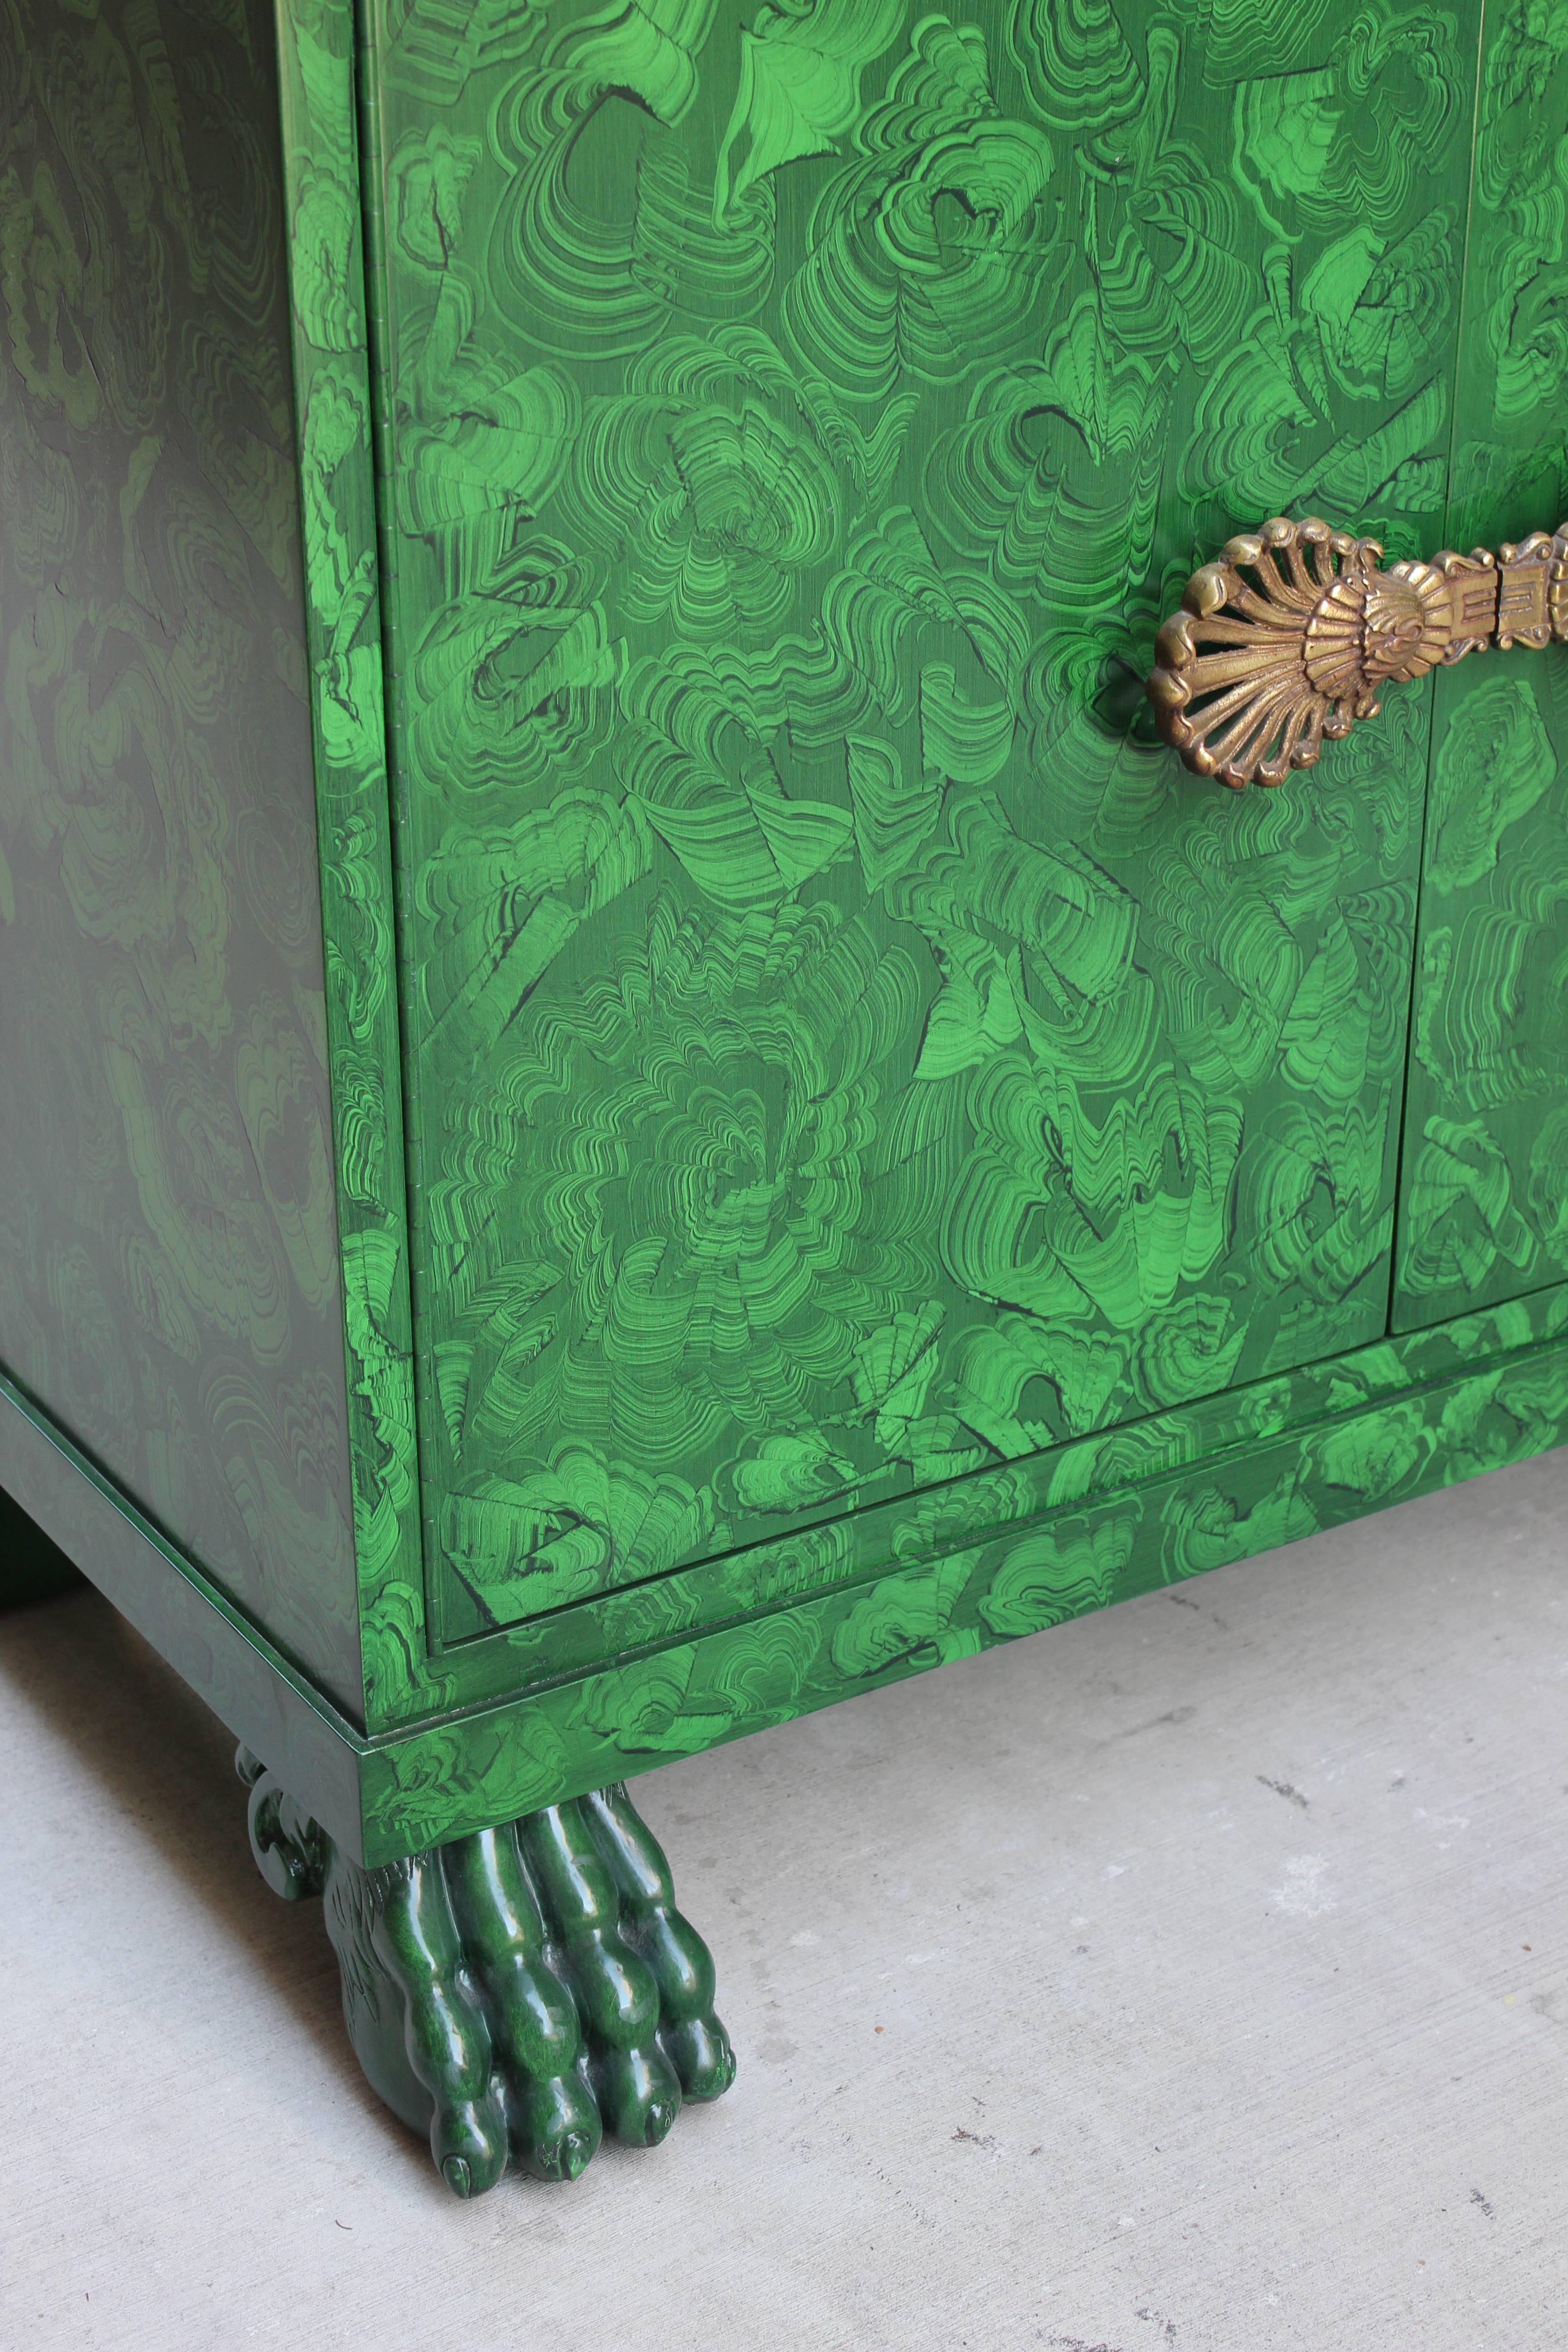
top-left (1146, 514), bottom-right (1568, 788)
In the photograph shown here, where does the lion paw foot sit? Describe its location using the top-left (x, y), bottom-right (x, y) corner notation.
top-left (238, 1755), bottom-right (735, 2197)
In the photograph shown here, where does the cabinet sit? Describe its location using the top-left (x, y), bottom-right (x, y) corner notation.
top-left (4, 0), bottom-right (1567, 2194)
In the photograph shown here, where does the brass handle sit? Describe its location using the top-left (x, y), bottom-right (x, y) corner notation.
top-left (1146, 514), bottom-right (1568, 789)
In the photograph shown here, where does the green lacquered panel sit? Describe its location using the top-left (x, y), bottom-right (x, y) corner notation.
top-left (10, 1280), bottom-right (1566, 1866)
top-left (270, 0), bottom-right (426, 1730)
top-left (361, 1289), bottom-right (1568, 1857)
top-left (1392, 0), bottom-right (1568, 1334)
top-left (356, 0), bottom-right (1483, 1663)
top-left (0, 0), bottom-right (359, 1707)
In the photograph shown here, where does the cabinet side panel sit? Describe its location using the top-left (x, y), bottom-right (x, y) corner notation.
top-left (1392, 1), bottom-right (1568, 1332)
top-left (0, 0), bottom-right (360, 1707)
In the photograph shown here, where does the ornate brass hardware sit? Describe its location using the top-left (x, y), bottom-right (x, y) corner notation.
top-left (1147, 515), bottom-right (1568, 788)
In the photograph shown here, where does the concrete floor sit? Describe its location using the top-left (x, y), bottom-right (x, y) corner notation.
top-left (4, 1452), bottom-right (1568, 2352)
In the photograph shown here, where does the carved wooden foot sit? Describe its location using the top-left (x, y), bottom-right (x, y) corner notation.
top-left (237, 1750), bottom-right (735, 2195)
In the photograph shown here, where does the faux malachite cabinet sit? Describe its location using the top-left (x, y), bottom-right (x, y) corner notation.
top-left (5, 0), bottom-right (1568, 2195)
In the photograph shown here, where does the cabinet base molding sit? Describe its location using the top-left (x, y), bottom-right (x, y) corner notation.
top-left (238, 1749), bottom-right (734, 2196)
top-left (10, 1284), bottom-right (1568, 1869)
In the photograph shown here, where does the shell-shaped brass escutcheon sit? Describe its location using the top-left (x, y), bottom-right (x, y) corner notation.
top-left (1147, 514), bottom-right (1568, 788)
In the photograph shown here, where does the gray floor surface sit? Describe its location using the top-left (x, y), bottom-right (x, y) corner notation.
top-left (5, 1449), bottom-right (1568, 2352)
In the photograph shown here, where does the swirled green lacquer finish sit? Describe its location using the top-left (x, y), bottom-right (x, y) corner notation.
top-left (0, 0), bottom-right (359, 1704)
top-left (1393, 2), bottom-right (1568, 1332)
top-left (239, 1744), bottom-right (734, 2194)
top-left (355, 0), bottom-right (1483, 1668)
top-left (358, 1286), bottom-right (1568, 1854)
top-left (271, 2), bottom-right (425, 1727)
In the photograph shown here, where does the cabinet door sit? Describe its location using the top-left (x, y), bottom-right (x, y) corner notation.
top-left (1392, 2), bottom-right (1568, 1333)
top-left (358, 0), bottom-right (1480, 1670)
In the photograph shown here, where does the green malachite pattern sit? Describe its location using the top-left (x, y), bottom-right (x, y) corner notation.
top-left (359, 1282), bottom-right (1568, 1856)
top-left (1393, 0), bottom-right (1568, 1332)
top-left (0, 0), bottom-right (360, 1707)
top-left (358, 0), bottom-right (1482, 1662)
top-left (6, 1279), bottom-right (1568, 1866)
top-left (8, 0), bottom-right (1568, 1879)
top-left (272, 1), bottom-right (426, 1730)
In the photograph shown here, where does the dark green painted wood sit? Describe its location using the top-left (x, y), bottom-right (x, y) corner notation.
top-left (0, 1484), bottom-right (80, 1608)
top-left (0, 1366), bottom-right (366, 1849)
top-left (0, 0), bottom-right (361, 1706)
top-left (242, 1750), bottom-right (734, 2193)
